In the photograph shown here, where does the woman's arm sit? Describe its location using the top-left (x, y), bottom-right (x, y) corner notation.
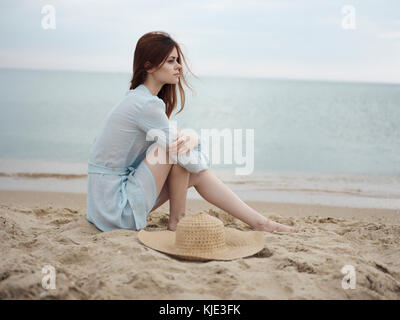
top-left (168, 128), bottom-right (199, 155)
top-left (136, 99), bottom-right (208, 173)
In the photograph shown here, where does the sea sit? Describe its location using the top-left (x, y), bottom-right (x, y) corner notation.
top-left (0, 68), bottom-right (399, 210)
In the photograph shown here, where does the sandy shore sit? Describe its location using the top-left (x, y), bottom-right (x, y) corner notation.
top-left (1, 190), bottom-right (399, 299)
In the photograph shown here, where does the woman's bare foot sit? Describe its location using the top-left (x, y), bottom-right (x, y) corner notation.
top-left (255, 218), bottom-right (299, 233)
top-left (167, 221), bottom-right (178, 231)
top-left (167, 213), bottom-right (185, 231)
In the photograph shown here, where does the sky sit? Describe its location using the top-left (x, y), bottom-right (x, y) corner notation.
top-left (0, 0), bottom-right (399, 83)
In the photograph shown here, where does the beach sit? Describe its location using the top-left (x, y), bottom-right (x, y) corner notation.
top-left (1, 189), bottom-right (399, 300)
top-left (1, 0), bottom-right (400, 302)
top-left (0, 69), bottom-right (399, 300)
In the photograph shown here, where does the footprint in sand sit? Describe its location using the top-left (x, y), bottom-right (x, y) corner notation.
top-left (277, 258), bottom-right (317, 274)
top-left (254, 247), bottom-right (273, 258)
top-left (49, 218), bottom-right (72, 226)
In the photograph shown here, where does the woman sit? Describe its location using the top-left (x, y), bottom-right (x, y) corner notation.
top-left (87, 31), bottom-right (298, 233)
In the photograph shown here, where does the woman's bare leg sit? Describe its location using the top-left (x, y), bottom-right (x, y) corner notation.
top-left (143, 144), bottom-right (174, 203)
top-left (149, 168), bottom-right (298, 233)
top-left (191, 169), bottom-right (298, 233)
top-left (167, 164), bottom-right (190, 230)
top-left (144, 144), bottom-right (190, 230)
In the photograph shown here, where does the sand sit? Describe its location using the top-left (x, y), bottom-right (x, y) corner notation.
top-left (0, 190), bottom-right (399, 300)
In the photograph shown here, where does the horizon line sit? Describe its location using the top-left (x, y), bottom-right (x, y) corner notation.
top-left (1, 66), bottom-right (399, 86)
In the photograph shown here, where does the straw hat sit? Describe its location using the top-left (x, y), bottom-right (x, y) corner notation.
top-left (138, 211), bottom-right (265, 261)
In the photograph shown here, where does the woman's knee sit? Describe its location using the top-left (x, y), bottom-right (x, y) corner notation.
top-left (188, 169), bottom-right (210, 187)
top-left (170, 163), bottom-right (190, 175)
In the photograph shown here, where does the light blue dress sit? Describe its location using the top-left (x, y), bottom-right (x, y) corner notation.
top-left (86, 84), bottom-right (210, 232)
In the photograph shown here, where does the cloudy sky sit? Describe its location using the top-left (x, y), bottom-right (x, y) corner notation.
top-left (0, 0), bottom-right (399, 83)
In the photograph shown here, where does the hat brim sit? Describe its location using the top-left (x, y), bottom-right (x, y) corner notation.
top-left (138, 227), bottom-right (264, 261)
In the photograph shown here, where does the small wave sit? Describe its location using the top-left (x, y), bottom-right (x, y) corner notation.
top-left (223, 180), bottom-right (264, 185)
top-left (0, 172), bottom-right (87, 180)
top-left (256, 187), bottom-right (400, 200)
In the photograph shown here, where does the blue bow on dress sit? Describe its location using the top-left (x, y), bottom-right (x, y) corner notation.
top-left (87, 161), bottom-right (136, 176)
top-left (87, 161), bottom-right (147, 229)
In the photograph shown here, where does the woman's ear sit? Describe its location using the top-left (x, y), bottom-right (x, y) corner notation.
top-left (144, 61), bottom-right (155, 73)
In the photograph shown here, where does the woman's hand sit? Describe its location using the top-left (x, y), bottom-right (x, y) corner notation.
top-left (167, 128), bottom-right (199, 155)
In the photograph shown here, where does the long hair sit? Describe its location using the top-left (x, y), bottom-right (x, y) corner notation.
top-left (129, 31), bottom-right (197, 118)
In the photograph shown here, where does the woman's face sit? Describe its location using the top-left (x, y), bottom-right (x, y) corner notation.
top-left (150, 47), bottom-right (182, 85)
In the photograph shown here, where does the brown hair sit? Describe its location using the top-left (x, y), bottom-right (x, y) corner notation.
top-left (129, 31), bottom-right (197, 118)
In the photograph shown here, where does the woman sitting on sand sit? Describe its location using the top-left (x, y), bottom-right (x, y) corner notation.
top-left (86, 31), bottom-right (298, 233)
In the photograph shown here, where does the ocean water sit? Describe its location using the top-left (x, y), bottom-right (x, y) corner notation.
top-left (0, 68), bottom-right (399, 209)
